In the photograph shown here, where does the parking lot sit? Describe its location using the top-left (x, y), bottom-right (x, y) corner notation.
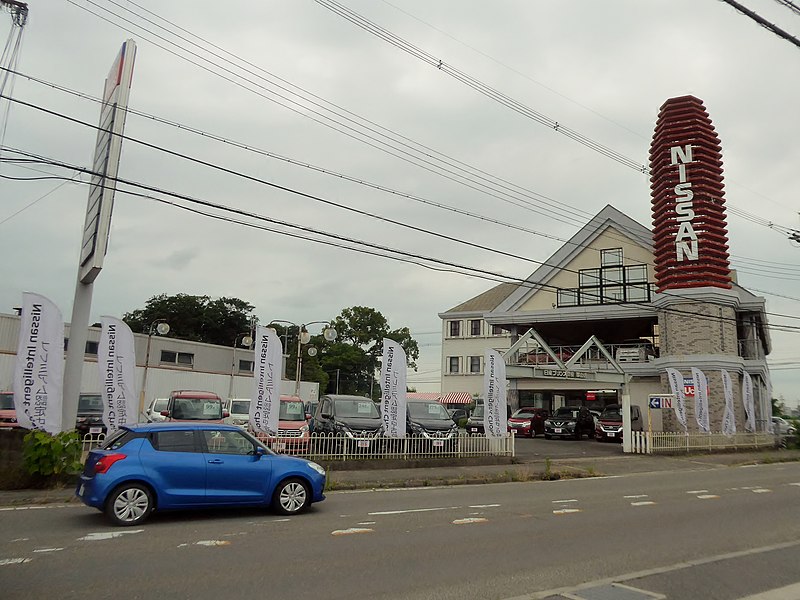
top-left (513, 434), bottom-right (625, 461)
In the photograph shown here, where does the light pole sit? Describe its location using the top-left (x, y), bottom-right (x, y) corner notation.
top-left (139, 319), bottom-right (170, 417)
top-left (266, 320), bottom-right (337, 397)
top-left (228, 331), bottom-right (253, 399)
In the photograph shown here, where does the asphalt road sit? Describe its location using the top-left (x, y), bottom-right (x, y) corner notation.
top-left (2, 461), bottom-right (800, 599)
top-left (513, 434), bottom-right (625, 461)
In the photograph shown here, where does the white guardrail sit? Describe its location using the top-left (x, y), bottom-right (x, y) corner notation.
top-left (631, 431), bottom-right (777, 454)
top-left (81, 432), bottom-right (515, 461)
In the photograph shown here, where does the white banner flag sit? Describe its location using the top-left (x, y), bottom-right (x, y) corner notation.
top-left (251, 326), bottom-right (282, 435)
top-left (742, 371), bottom-right (756, 433)
top-left (98, 316), bottom-right (138, 433)
top-left (380, 338), bottom-right (407, 438)
top-left (765, 373), bottom-right (774, 434)
top-left (13, 292), bottom-right (64, 434)
top-left (483, 349), bottom-right (507, 438)
top-left (665, 368), bottom-right (687, 431)
top-left (721, 370), bottom-right (736, 436)
top-left (691, 367), bottom-right (710, 433)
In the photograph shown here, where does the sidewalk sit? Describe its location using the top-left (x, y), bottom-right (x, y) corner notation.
top-left (2, 448), bottom-right (799, 506)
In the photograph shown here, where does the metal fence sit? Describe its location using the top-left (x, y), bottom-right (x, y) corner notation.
top-left (80, 431), bottom-right (515, 461)
top-left (631, 431), bottom-right (777, 454)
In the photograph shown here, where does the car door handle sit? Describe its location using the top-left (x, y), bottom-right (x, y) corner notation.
top-left (208, 459), bottom-right (224, 464)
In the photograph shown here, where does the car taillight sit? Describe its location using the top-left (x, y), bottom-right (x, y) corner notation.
top-left (94, 453), bottom-right (126, 474)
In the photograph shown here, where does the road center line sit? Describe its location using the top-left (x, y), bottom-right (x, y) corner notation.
top-left (368, 506), bottom-right (459, 516)
top-left (552, 499), bottom-right (578, 504)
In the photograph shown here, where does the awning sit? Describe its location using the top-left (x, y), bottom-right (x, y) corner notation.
top-left (439, 392), bottom-right (473, 404)
top-left (406, 392), bottom-right (441, 401)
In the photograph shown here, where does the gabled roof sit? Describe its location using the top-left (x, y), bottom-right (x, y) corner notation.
top-left (494, 205), bottom-right (652, 313)
top-left (440, 282), bottom-right (518, 316)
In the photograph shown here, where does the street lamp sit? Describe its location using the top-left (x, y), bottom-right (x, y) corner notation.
top-left (295, 321), bottom-right (337, 396)
top-left (139, 319), bottom-right (170, 417)
top-left (228, 331), bottom-right (253, 398)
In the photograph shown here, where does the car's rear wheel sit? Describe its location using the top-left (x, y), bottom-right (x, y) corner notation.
top-left (106, 483), bottom-right (153, 526)
top-left (529, 427), bottom-right (537, 439)
top-left (272, 478), bottom-right (311, 515)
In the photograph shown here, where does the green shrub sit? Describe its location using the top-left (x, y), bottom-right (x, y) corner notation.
top-left (22, 430), bottom-right (83, 477)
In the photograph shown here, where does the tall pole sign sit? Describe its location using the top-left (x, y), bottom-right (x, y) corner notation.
top-left (649, 96), bottom-right (731, 291)
top-left (63, 40), bottom-right (137, 431)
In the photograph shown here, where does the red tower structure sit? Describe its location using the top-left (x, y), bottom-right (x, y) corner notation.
top-left (650, 95), bottom-right (731, 292)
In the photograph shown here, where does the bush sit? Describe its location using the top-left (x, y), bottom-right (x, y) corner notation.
top-left (22, 430), bottom-right (83, 478)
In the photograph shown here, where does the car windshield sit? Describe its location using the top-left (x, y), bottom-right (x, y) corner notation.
top-left (408, 401), bottom-right (450, 420)
top-left (230, 400), bottom-right (250, 415)
top-left (600, 407), bottom-right (622, 421)
top-left (0, 393), bottom-right (13, 410)
top-left (172, 398), bottom-right (223, 420)
top-left (472, 406), bottom-right (484, 418)
top-left (279, 400), bottom-right (306, 421)
top-left (512, 409), bottom-right (538, 418)
top-left (78, 395), bottom-right (103, 414)
top-left (555, 408), bottom-right (579, 418)
top-left (334, 399), bottom-right (380, 418)
top-left (152, 399), bottom-right (169, 412)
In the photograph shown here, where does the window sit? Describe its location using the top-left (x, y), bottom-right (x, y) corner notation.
top-left (160, 350), bottom-right (195, 367)
top-left (85, 341), bottom-right (99, 355)
top-left (448, 320), bottom-right (461, 337)
top-left (491, 325), bottom-right (506, 335)
top-left (580, 289), bottom-right (601, 305)
top-left (448, 356), bottom-right (460, 374)
top-left (202, 429), bottom-right (254, 455)
top-left (579, 269), bottom-right (600, 287)
top-left (557, 289), bottom-right (578, 307)
top-left (153, 430), bottom-right (197, 453)
top-left (602, 267), bottom-right (624, 285)
top-left (627, 284), bottom-right (649, 303)
top-left (469, 319), bottom-right (481, 336)
top-left (603, 286), bottom-right (625, 303)
top-left (601, 248), bottom-right (622, 266)
top-left (469, 356), bottom-right (481, 373)
top-left (238, 359), bottom-right (254, 372)
top-left (625, 265), bottom-right (647, 283)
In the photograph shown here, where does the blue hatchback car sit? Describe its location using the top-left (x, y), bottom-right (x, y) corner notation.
top-left (77, 423), bottom-right (326, 526)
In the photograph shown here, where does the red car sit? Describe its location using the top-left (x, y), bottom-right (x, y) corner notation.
top-left (507, 407), bottom-right (549, 438)
top-left (0, 392), bottom-right (20, 429)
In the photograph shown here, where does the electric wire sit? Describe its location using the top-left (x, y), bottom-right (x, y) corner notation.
top-left (719, 0), bottom-right (800, 49)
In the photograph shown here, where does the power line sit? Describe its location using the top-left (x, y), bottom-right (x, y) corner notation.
top-left (719, 0), bottom-right (800, 49)
top-left (772, 0), bottom-right (800, 17)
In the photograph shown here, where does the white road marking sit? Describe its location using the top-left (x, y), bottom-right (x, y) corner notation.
top-left (468, 504), bottom-right (501, 508)
top-left (272, 518), bottom-right (291, 522)
top-left (736, 582), bottom-right (800, 599)
top-left (331, 528), bottom-right (373, 536)
top-left (752, 489), bottom-right (772, 494)
top-left (552, 499), bottom-right (579, 504)
top-left (33, 548), bottom-right (63, 553)
top-left (789, 483), bottom-right (800, 487)
top-left (686, 490), bottom-right (708, 494)
top-left (631, 501), bottom-right (656, 506)
top-left (78, 530), bottom-right (144, 541)
top-left (553, 508), bottom-right (582, 515)
top-left (624, 495), bottom-right (649, 499)
top-left (0, 505), bottom-right (66, 512)
top-left (9, 538), bottom-right (29, 542)
top-left (195, 540), bottom-right (231, 546)
top-left (697, 494), bottom-right (719, 500)
top-left (368, 506), bottom-right (459, 516)
top-left (0, 558), bottom-right (32, 566)
top-left (357, 521), bottom-right (376, 525)
top-left (453, 517), bottom-right (488, 525)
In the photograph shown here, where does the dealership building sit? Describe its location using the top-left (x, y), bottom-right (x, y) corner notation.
top-left (439, 96), bottom-right (773, 433)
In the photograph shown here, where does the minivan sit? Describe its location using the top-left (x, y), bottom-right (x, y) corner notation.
top-left (162, 390), bottom-right (228, 423)
top-left (595, 403), bottom-right (643, 442)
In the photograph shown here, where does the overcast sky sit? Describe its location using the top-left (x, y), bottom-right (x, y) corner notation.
top-left (1, 1), bottom-right (799, 403)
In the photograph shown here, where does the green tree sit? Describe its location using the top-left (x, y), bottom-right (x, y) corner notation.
top-left (124, 293), bottom-right (255, 346)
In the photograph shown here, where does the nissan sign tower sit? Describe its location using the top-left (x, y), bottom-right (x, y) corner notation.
top-left (650, 95), bottom-right (763, 432)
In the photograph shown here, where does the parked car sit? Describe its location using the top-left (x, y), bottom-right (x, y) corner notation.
top-left (772, 416), bottom-right (796, 436)
top-left (0, 391), bottom-right (19, 429)
top-left (161, 390), bottom-right (229, 423)
top-left (145, 398), bottom-right (169, 423)
top-left (224, 398), bottom-right (251, 428)
top-left (507, 407), bottom-right (549, 438)
top-left (406, 399), bottom-right (459, 449)
top-left (76, 422), bottom-right (326, 525)
top-left (267, 395), bottom-right (311, 453)
top-left (465, 404), bottom-right (485, 435)
top-left (314, 394), bottom-right (383, 451)
top-left (544, 406), bottom-right (595, 439)
top-left (595, 404), bottom-right (643, 442)
top-left (76, 393), bottom-right (106, 437)
top-left (447, 407), bottom-right (469, 424)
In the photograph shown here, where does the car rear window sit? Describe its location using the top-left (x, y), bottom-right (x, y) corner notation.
top-left (171, 398), bottom-right (223, 420)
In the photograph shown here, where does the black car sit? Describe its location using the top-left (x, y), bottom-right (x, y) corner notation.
top-left (544, 406), bottom-right (594, 440)
top-left (314, 394), bottom-right (383, 451)
top-left (465, 404), bottom-right (485, 435)
top-left (406, 400), bottom-right (459, 450)
top-left (75, 393), bottom-right (105, 437)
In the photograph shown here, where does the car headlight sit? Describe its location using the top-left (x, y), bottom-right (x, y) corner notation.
top-left (307, 461), bottom-right (326, 476)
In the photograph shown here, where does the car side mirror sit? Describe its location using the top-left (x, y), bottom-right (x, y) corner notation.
top-left (223, 410), bottom-right (230, 418)
top-left (255, 446), bottom-right (267, 459)
top-left (160, 410), bottom-right (170, 417)
top-left (305, 413), bottom-right (312, 420)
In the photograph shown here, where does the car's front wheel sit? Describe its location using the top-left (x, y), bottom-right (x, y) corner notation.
top-left (106, 483), bottom-right (153, 526)
top-left (272, 478), bottom-right (311, 515)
